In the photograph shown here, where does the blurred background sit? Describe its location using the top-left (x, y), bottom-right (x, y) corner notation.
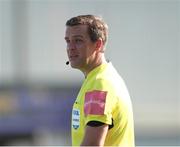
top-left (0, 0), bottom-right (179, 145)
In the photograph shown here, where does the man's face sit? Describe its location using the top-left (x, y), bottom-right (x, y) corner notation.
top-left (65, 25), bottom-right (96, 70)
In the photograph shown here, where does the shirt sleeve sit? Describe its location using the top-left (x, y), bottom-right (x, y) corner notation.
top-left (84, 79), bottom-right (116, 126)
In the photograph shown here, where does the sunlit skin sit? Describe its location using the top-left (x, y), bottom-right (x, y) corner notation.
top-left (65, 24), bottom-right (107, 77)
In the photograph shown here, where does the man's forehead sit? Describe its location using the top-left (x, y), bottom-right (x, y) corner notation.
top-left (65, 25), bottom-right (88, 37)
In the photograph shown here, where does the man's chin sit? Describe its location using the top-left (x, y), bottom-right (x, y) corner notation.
top-left (70, 63), bottom-right (81, 69)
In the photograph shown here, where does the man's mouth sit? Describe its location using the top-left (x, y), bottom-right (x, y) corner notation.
top-left (69, 55), bottom-right (79, 61)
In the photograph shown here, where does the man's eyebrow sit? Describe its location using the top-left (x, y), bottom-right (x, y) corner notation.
top-left (64, 37), bottom-right (69, 40)
top-left (72, 35), bottom-right (84, 38)
top-left (65, 35), bottom-right (84, 39)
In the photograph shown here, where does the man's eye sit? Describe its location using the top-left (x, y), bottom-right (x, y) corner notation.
top-left (66, 40), bottom-right (70, 43)
top-left (75, 39), bottom-right (82, 43)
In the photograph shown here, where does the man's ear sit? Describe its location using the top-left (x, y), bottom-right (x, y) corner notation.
top-left (95, 39), bottom-right (103, 51)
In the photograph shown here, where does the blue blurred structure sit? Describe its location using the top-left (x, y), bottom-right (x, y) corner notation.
top-left (0, 84), bottom-right (79, 145)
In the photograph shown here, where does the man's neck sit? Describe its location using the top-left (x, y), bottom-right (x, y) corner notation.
top-left (83, 54), bottom-right (107, 78)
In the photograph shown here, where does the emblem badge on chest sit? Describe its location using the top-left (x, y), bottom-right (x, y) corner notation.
top-left (72, 108), bottom-right (80, 130)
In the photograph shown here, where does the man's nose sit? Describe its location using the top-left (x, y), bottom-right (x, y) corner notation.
top-left (68, 42), bottom-right (76, 50)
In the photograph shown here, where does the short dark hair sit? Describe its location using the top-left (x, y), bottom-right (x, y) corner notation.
top-left (66, 15), bottom-right (108, 45)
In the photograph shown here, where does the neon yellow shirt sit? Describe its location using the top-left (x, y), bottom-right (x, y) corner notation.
top-left (71, 63), bottom-right (135, 146)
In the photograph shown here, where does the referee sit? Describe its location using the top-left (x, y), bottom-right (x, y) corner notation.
top-left (64, 14), bottom-right (135, 146)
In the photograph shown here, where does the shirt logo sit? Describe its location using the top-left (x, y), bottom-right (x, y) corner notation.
top-left (84, 90), bottom-right (107, 116)
top-left (72, 108), bottom-right (80, 130)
